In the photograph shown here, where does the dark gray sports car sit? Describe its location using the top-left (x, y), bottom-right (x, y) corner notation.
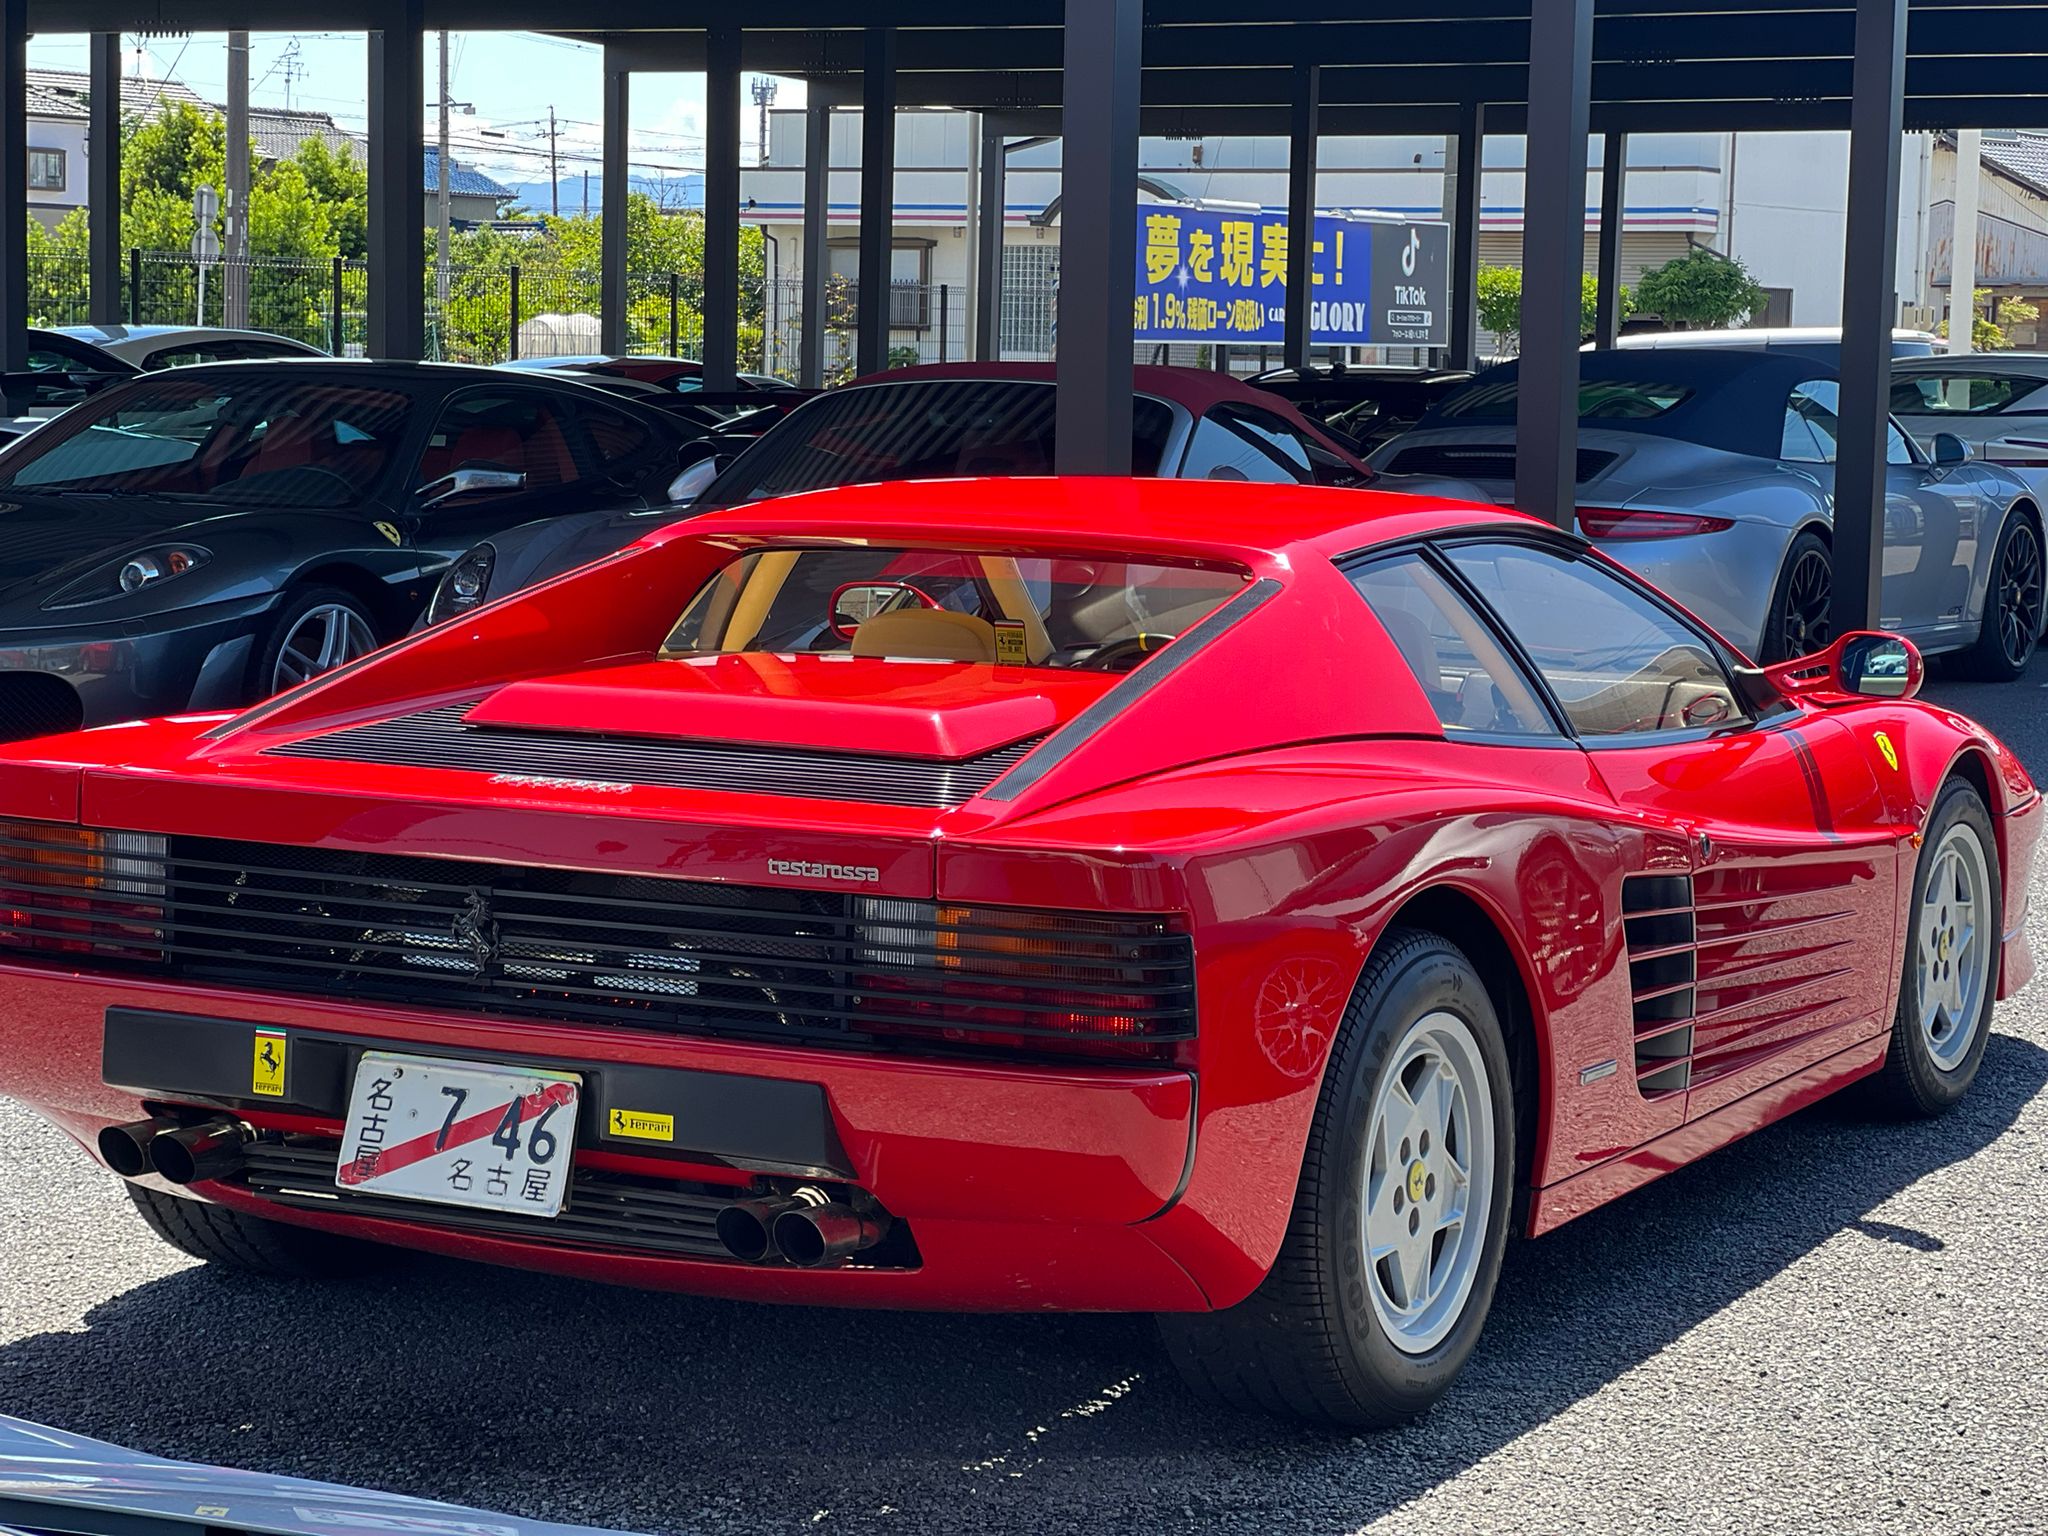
top-left (0, 359), bottom-right (700, 741)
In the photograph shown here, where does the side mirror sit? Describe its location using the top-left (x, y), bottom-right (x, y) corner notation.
top-left (667, 455), bottom-right (724, 506)
top-left (1932, 431), bottom-right (1971, 468)
top-left (1761, 629), bottom-right (1924, 701)
top-left (417, 466), bottom-right (526, 509)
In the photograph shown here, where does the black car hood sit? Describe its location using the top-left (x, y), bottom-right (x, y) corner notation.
top-left (0, 494), bottom-right (244, 606)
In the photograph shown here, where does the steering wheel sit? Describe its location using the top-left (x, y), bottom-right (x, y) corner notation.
top-left (1076, 633), bottom-right (1177, 672)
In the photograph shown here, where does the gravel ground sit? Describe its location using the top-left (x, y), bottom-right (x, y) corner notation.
top-left (7, 663), bottom-right (2048, 1535)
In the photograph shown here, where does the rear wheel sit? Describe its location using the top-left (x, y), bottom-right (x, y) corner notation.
top-left (1956, 513), bottom-right (2043, 680)
top-left (126, 1184), bottom-right (391, 1278)
top-left (1866, 779), bottom-right (2000, 1116)
top-left (1760, 531), bottom-right (1834, 663)
top-left (1157, 930), bottom-right (1514, 1428)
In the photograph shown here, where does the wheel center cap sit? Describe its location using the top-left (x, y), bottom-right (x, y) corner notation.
top-left (1406, 1160), bottom-right (1428, 1204)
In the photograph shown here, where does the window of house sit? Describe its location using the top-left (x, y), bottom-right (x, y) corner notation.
top-left (828, 241), bottom-right (934, 330)
top-left (27, 148), bottom-right (64, 191)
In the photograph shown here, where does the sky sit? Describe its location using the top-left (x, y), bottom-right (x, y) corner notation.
top-left (23, 30), bottom-right (804, 199)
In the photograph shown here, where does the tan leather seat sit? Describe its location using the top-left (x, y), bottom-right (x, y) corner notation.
top-left (851, 609), bottom-right (1000, 662)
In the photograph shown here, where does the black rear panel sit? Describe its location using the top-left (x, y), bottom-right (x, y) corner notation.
top-left (0, 829), bottom-right (1196, 1063)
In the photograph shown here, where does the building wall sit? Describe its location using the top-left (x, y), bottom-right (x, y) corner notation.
top-left (28, 114), bottom-right (88, 229)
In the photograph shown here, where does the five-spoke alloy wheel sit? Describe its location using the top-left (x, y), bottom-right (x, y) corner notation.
top-left (1158, 928), bottom-right (1515, 1428)
top-left (255, 586), bottom-right (382, 701)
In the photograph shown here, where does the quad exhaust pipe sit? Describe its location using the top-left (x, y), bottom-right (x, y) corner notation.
top-left (148, 1118), bottom-right (256, 1186)
top-left (714, 1186), bottom-right (891, 1268)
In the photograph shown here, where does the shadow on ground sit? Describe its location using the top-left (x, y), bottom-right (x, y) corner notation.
top-left (5, 1030), bottom-right (2042, 1536)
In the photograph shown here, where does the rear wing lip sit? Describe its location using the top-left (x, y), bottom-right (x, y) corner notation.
top-left (982, 577), bottom-right (1282, 804)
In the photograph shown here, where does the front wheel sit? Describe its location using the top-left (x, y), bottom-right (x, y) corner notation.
top-left (1157, 929), bottom-right (1515, 1428)
top-left (1955, 513), bottom-right (2043, 681)
top-left (253, 585), bottom-right (381, 701)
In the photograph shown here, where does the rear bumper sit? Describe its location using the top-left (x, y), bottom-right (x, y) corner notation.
top-left (0, 963), bottom-right (1211, 1311)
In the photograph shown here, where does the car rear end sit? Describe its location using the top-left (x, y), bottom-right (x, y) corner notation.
top-left (0, 500), bottom-right (1343, 1312)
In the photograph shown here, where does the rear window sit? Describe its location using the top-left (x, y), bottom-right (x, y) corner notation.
top-left (663, 547), bottom-right (1246, 672)
top-left (702, 380), bottom-right (1176, 504)
top-left (1436, 378), bottom-right (1694, 423)
top-left (1890, 374), bottom-right (2048, 417)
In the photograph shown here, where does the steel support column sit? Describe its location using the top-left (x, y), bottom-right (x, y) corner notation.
top-left (600, 54), bottom-right (630, 356)
top-left (702, 24), bottom-right (742, 387)
top-left (974, 118), bottom-right (1005, 361)
top-left (1514, 0), bottom-right (1593, 528)
top-left (88, 33), bottom-right (122, 326)
top-left (1595, 131), bottom-right (1626, 348)
top-left (1832, 0), bottom-right (1908, 638)
top-left (1055, 0), bottom-right (1142, 475)
top-left (0, 0), bottom-right (24, 377)
top-left (856, 28), bottom-right (898, 377)
top-left (1448, 100), bottom-right (1485, 372)
top-left (798, 99), bottom-right (831, 387)
top-left (366, 4), bottom-right (426, 360)
top-left (1282, 63), bottom-right (1322, 373)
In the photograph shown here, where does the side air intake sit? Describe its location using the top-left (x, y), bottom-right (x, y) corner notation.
top-left (1622, 873), bottom-right (1696, 1098)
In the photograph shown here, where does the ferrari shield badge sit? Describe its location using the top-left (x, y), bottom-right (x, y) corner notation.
top-left (374, 520), bottom-right (402, 546)
top-left (1874, 731), bottom-right (1900, 772)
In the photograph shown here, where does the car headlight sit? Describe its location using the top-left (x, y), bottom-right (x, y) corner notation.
top-left (42, 544), bottom-right (212, 609)
top-left (426, 542), bottom-right (495, 625)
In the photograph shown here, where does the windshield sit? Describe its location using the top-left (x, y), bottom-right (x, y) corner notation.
top-left (664, 547), bottom-right (1246, 672)
top-left (702, 379), bottom-right (1176, 504)
top-left (0, 375), bottom-right (411, 507)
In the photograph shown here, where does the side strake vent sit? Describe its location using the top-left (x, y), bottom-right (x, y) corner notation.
top-left (267, 703), bottom-right (1043, 809)
top-left (1623, 873), bottom-right (1696, 1098)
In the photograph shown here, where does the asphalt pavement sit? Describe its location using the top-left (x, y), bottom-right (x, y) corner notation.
top-left (7, 659), bottom-right (2048, 1535)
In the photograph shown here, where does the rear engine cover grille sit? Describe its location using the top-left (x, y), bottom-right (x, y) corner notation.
top-left (268, 703), bottom-right (1042, 810)
top-left (237, 1137), bottom-right (914, 1267)
top-left (1, 831), bottom-right (1196, 1062)
top-left (1385, 445), bottom-right (1618, 483)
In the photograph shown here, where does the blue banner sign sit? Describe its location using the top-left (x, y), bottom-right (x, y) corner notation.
top-left (1132, 205), bottom-right (1450, 347)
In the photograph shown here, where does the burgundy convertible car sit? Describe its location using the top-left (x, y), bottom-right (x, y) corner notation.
top-left (0, 478), bottom-right (2032, 1428)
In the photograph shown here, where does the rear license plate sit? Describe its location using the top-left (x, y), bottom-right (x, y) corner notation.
top-left (337, 1053), bottom-right (580, 1218)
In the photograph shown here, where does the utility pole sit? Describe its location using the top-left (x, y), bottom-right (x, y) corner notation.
top-left (751, 76), bottom-right (778, 165)
top-left (582, 169), bottom-right (590, 218)
top-left (1949, 128), bottom-right (1982, 354)
top-left (436, 31), bottom-right (452, 309)
top-left (548, 106), bottom-right (560, 219)
top-left (224, 32), bottom-right (249, 328)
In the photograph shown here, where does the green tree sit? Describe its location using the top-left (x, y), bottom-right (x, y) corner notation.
top-left (1632, 245), bottom-right (1768, 329)
top-left (1936, 287), bottom-right (2041, 352)
top-left (292, 138), bottom-right (369, 260)
top-left (1472, 264), bottom-right (1630, 353)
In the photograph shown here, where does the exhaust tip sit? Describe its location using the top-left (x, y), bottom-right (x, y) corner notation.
top-left (98, 1119), bottom-right (168, 1179)
top-left (715, 1204), bottom-right (776, 1263)
top-left (149, 1119), bottom-right (253, 1186)
top-left (771, 1208), bottom-right (832, 1268)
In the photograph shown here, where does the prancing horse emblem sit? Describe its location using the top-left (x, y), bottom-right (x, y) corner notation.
top-left (451, 888), bottom-right (499, 974)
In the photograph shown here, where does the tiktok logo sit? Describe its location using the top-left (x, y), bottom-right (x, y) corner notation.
top-left (1401, 228), bottom-right (1421, 277)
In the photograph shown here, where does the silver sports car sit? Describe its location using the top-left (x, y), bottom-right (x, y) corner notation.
top-left (1370, 348), bottom-right (2046, 676)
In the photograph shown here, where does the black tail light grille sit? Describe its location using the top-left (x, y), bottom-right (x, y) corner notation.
top-left (267, 703), bottom-right (1042, 810)
top-left (0, 825), bottom-right (1195, 1063)
top-left (1623, 873), bottom-right (1696, 1098)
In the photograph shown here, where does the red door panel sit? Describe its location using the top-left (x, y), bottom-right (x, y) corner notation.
top-left (1591, 714), bottom-right (1900, 1120)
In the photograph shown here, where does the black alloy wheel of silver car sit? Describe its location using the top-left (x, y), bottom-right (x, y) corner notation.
top-left (1157, 928), bottom-right (1516, 1428)
top-left (255, 586), bottom-right (382, 701)
top-left (1763, 531), bottom-right (1835, 663)
top-left (1957, 514), bottom-right (2045, 681)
